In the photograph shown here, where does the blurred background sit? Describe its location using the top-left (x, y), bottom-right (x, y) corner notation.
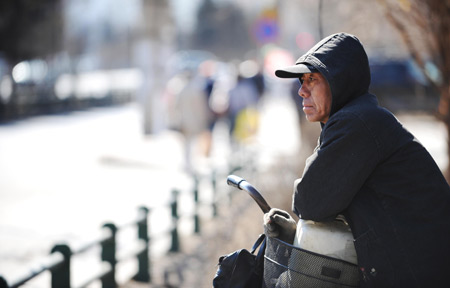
top-left (0, 0), bottom-right (448, 287)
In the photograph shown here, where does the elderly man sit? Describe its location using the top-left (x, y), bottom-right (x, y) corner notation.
top-left (264, 32), bottom-right (450, 287)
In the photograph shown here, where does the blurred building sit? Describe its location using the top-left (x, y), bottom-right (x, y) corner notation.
top-left (0, 0), bottom-right (438, 124)
top-left (0, 0), bottom-right (177, 130)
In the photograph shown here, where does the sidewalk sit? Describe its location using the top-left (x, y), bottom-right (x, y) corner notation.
top-left (118, 95), bottom-right (305, 287)
top-left (120, 102), bottom-right (449, 288)
top-left (1, 97), bottom-right (446, 287)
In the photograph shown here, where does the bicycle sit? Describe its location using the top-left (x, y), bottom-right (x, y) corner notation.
top-left (227, 175), bottom-right (360, 288)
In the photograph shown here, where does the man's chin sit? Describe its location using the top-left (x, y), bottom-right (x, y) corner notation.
top-left (304, 115), bottom-right (317, 122)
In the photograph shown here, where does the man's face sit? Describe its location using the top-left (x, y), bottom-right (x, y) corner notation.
top-left (298, 72), bottom-right (332, 123)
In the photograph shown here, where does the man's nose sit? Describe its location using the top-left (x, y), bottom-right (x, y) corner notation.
top-left (298, 85), bottom-right (309, 98)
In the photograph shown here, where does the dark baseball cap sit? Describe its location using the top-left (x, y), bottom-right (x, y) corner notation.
top-left (275, 63), bottom-right (317, 78)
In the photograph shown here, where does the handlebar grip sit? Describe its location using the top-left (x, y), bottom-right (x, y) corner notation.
top-left (227, 175), bottom-right (245, 189)
top-left (226, 175), bottom-right (272, 214)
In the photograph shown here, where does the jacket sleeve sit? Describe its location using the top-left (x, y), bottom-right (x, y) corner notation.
top-left (293, 112), bottom-right (381, 221)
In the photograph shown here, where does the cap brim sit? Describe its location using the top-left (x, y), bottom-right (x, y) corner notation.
top-left (275, 63), bottom-right (317, 78)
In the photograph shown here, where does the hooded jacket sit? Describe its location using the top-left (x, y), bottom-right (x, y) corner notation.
top-left (291, 33), bottom-right (450, 287)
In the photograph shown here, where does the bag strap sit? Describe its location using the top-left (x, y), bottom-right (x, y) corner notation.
top-left (256, 237), bottom-right (266, 259)
top-left (251, 234), bottom-right (266, 254)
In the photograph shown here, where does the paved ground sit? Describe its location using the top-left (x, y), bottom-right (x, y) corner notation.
top-left (0, 94), bottom-right (301, 287)
top-left (122, 108), bottom-right (449, 288)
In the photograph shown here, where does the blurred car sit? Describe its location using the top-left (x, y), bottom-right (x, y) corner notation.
top-left (0, 56), bottom-right (12, 105)
top-left (369, 59), bottom-right (438, 112)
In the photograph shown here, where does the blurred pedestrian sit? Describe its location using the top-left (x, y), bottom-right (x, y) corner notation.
top-left (227, 62), bottom-right (261, 142)
top-left (264, 32), bottom-right (450, 287)
top-left (174, 68), bottom-right (211, 172)
top-left (198, 60), bottom-right (220, 157)
top-left (240, 59), bottom-right (266, 100)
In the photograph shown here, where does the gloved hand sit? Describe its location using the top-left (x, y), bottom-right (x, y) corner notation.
top-left (263, 208), bottom-right (297, 244)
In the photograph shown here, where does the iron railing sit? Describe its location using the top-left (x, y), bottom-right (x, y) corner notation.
top-left (0, 169), bottom-right (237, 288)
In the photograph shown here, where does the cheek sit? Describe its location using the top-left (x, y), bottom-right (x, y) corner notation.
top-left (319, 88), bottom-right (332, 113)
top-left (325, 92), bottom-right (332, 113)
top-left (324, 97), bottom-right (332, 112)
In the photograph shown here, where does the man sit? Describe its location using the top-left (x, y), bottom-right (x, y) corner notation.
top-left (264, 32), bottom-right (450, 287)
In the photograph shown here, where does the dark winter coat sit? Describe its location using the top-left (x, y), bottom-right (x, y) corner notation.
top-left (292, 33), bottom-right (450, 287)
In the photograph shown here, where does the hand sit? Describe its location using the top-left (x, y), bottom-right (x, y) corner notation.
top-left (263, 208), bottom-right (297, 244)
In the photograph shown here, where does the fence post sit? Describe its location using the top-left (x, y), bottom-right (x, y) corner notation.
top-left (101, 223), bottom-right (117, 288)
top-left (211, 169), bottom-right (218, 218)
top-left (50, 244), bottom-right (71, 288)
top-left (193, 175), bottom-right (200, 234)
top-left (0, 276), bottom-right (8, 288)
top-left (169, 189), bottom-right (180, 252)
top-left (133, 206), bottom-right (151, 283)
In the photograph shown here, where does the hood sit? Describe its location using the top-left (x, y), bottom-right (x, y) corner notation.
top-left (277, 33), bottom-right (371, 117)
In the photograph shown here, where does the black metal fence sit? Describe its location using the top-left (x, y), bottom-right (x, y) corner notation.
top-left (0, 206), bottom-right (152, 288)
top-left (0, 169), bottom-right (235, 288)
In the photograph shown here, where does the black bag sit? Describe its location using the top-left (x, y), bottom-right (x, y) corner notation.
top-left (213, 234), bottom-right (266, 288)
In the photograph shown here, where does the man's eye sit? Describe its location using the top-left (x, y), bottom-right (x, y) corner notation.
top-left (309, 77), bottom-right (315, 81)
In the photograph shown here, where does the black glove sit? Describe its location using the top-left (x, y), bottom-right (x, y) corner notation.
top-left (263, 208), bottom-right (297, 244)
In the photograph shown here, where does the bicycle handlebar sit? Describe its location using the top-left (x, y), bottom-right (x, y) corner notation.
top-left (227, 175), bottom-right (272, 214)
